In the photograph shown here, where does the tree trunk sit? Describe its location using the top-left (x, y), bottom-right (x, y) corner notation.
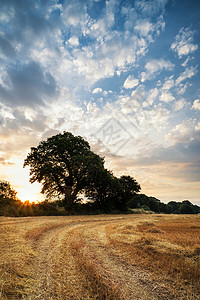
top-left (64, 186), bottom-right (73, 207)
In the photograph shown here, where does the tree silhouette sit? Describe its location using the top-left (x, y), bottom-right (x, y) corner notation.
top-left (119, 175), bottom-right (141, 198)
top-left (85, 168), bottom-right (126, 212)
top-left (0, 181), bottom-right (18, 200)
top-left (24, 132), bottom-right (104, 207)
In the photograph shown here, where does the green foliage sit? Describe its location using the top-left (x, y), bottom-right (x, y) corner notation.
top-left (0, 181), bottom-right (21, 216)
top-left (0, 181), bottom-right (18, 200)
top-left (178, 201), bottom-right (196, 214)
top-left (24, 131), bottom-right (104, 208)
top-left (140, 205), bottom-right (151, 211)
top-left (127, 194), bottom-right (200, 214)
top-left (167, 201), bottom-right (179, 213)
top-left (127, 194), bottom-right (150, 209)
top-left (119, 175), bottom-right (141, 200)
top-left (166, 200), bottom-right (200, 214)
top-left (85, 169), bottom-right (126, 212)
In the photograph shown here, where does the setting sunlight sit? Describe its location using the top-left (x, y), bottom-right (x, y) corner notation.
top-left (0, 157), bottom-right (44, 203)
top-left (17, 186), bottom-right (43, 203)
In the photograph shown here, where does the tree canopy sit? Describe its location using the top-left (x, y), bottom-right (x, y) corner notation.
top-left (24, 132), bottom-right (105, 207)
top-left (85, 168), bottom-right (126, 212)
top-left (119, 175), bottom-right (141, 198)
top-left (0, 181), bottom-right (18, 200)
top-left (0, 181), bottom-right (20, 216)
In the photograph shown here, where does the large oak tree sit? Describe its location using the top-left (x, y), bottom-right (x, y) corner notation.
top-left (24, 132), bottom-right (104, 207)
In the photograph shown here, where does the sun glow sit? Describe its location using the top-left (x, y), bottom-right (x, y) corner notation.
top-left (18, 188), bottom-right (42, 203)
top-left (16, 178), bottom-right (45, 203)
top-left (16, 177), bottom-right (44, 203)
top-left (0, 157), bottom-right (44, 203)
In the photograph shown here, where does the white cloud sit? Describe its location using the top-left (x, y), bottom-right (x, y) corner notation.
top-left (192, 99), bottom-right (200, 110)
top-left (177, 44), bottom-right (197, 57)
top-left (92, 87), bottom-right (103, 94)
top-left (145, 106), bottom-right (170, 134)
top-left (159, 92), bottom-right (175, 103)
top-left (141, 59), bottom-right (174, 82)
top-left (173, 98), bottom-right (186, 111)
top-left (119, 96), bottom-right (141, 114)
top-left (176, 66), bottom-right (197, 85)
top-left (104, 0), bottom-right (117, 28)
top-left (181, 56), bottom-right (190, 67)
top-left (176, 82), bottom-right (190, 95)
top-left (140, 73), bottom-right (148, 82)
top-left (161, 76), bottom-right (174, 91)
top-left (149, 88), bottom-right (159, 102)
top-left (71, 31), bottom-right (147, 84)
top-left (134, 19), bottom-right (152, 36)
top-left (134, 15), bottom-right (165, 38)
top-left (87, 102), bottom-right (99, 117)
top-left (103, 90), bottom-right (108, 96)
top-left (61, 2), bottom-right (89, 28)
top-left (154, 15), bottom-right (165, 35)
top-left (21, 0), bottom-right (163, 89)
top-left (166, 120), bottom-right (195, 144)
top-left (73, 53), bottom-right (115, 83)
top-left (57, 0), bottom-right (167, 85)
top-left (48, 4), bottom-right (63, 14)
top-left (146, 59), bottom-right (173, 73)
top-left (171, 27), bottom-right (198, 58)
top-left (134, 0), bottom-right (168, 16)
top-left (68, 36), bottom-right (79, 46)
top-left (0, 104), bottom-right (15, 120)
top-left (123, 75), bottom-right (139, 89)
top-left (195, 122), bottom-right (200, 131)
top-left (143, 88), bottom-right (159, 106)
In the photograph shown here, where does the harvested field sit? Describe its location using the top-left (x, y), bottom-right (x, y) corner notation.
top-left (0, 214), bottom-right (199, 299)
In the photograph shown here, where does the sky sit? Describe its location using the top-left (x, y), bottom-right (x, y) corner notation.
top-left (0, 0), bottom-right (200, 205)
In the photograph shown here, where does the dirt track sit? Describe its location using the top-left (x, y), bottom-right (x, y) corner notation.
top-left (0, 215), bottom-right (199, 299)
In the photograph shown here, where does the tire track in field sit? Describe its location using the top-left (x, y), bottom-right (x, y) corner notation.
top-left (25, 221), bottom-right (95, 299)
top-left (73, 221), bottom-right (175, 300)
top-left (12, 216), bottom-right (175, 299)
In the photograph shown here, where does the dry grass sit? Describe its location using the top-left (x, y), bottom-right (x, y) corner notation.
top-left (71, 233), bottom-right (122, 300)
top-left (0, 219), bottom-right (36, 299)
top-left (0, 214), bottom-right (199, 299)
top-left (106, 215), bottom-right (200, 299)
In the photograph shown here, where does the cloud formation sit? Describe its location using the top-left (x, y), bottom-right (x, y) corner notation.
top-left (0, 61), bottom-right (57, 107)
top-left (176, 66), bottom-right (197, 85)
top-left (159, 91), bottom-right (175, 103)
top-left (171, 27), bottom-right (198, 58)
top-left (0, 0), bottom-right (199, 204)
top-left (192, 99), bottom-right (200, 110)
top-left (141, 59), bottom-right (174, 82)
top-left (123, 76), bottom-right (139, 89)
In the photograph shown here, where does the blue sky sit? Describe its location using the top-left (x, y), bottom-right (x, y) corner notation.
top-left (0, 0), bottom-right (200, 204)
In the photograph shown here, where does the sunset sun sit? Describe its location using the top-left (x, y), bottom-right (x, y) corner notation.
top-left (18, 188), bottom-right (41, 203)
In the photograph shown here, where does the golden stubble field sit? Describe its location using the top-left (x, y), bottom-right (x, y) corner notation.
top-left (0, 214), bottom-right (199, 299)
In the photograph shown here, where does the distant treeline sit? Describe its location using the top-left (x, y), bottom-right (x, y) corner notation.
top-left (0, 181), bottom-right (199, 217)
top-left (128, 194), bottom-right (200, 215)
